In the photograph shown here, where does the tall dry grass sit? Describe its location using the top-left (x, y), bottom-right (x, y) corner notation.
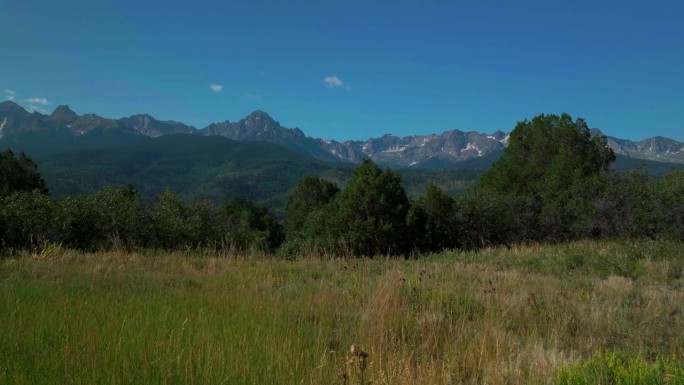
top-left (0, 240), bottom-right (682, 384)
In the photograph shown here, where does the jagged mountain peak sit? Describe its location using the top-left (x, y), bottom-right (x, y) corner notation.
top-left (123, 113), bottom-right (189, 126)
top-left (204, 110), bottom-right (289, 137)
top-left (126, 113), bottom-right (153, 119)
top-left (120, 113), bottom-right (154, 126)
top-left (640, 136), bottom-right (681, 152)
top-left (118, 113), bottom-right (196, 138)
top-left (51, 105), bottom-right (76, 116)
top-left (0, 100), bottom-right (20, 107)
top-left (47, 105), bottom-right (79, 126)
top-left (0, 101), bottom-right (35, 138)
top-left (0, 100), bottom-right (28, 114)
top-left (246, 109), bottom-right (274, 120)
top-left (241, 110), bottom-right (280, 130)
top-left (68, 113), bottom-right (124, 135)
top-left (489, 130), bottom-right (507, 140)
top-left (1, 103), bottom-right (682, 166)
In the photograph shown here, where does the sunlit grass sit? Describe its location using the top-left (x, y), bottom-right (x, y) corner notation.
top-left (554, 353), bottom-right (684, 385)
top-left (1, 240), bottom-right (682, 384)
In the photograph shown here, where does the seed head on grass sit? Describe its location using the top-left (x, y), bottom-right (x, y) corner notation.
top-left (348, 344), bottom-right (369, 382)
top-left (358, 350), bottom-right (369, 371)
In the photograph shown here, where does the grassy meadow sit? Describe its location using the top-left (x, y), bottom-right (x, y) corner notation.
top-left (1, 240), bottom-right (683, 384)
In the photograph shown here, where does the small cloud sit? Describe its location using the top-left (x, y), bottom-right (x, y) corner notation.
top-left (210, 84), bottom-right (223, 92)
top-left (3, 89), bottom-right (15, 101)
top-left (323, 76), bottom-right (351, 91)
top-left (28, 104), bottom-right (49, 114)
top-left (324, 76), bottom-right (343, 88)
top-left (24, 97), bottom-right (50, 105)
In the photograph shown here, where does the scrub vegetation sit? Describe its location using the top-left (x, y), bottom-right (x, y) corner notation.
top-left (1, 113), bottom-right (683, 383)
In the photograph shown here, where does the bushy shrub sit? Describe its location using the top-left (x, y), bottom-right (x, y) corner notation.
top-left (0, 190), bottom-right (57, 249)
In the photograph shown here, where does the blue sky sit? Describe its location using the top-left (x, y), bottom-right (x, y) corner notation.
top-left (1, 0), bottom-right (683, 141)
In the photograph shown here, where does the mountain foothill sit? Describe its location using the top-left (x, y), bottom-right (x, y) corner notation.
top-left (0, 100), bottom-right (682, 203)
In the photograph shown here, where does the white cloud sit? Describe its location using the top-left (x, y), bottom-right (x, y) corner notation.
top-left (2, 90), bottom-right (52, 111)
top-left (3, 89), bottom-right (15, 101)
top-left (324, 76), bottom-right (343, 88)
top-left (25, 97), bottom-right (50, 105)
top-left (323, 76), bottom-right (351, 91)
top-left (28, 104), bottom-right (49, 114)
top-left (210, 84), bottom-right (223, 92)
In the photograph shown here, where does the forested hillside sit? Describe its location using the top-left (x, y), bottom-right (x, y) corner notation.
top-left (37, 134), bottom-right (344, 205)
top-left (35, 134), bottom-right (487, 206)
top-left (1, 113), bottom-right (682, 256)
top-left (31, 134), bottom-right (684, 206)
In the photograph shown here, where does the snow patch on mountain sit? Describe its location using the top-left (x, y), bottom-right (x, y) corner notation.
top-left (463, 142), bottom-right (482, 156)
top-left (1, 100), bottom-right (682, 167)
top-left (384, 145), bottom-right (408, 153)
top-left (0, 117), bottom-right (6, 139)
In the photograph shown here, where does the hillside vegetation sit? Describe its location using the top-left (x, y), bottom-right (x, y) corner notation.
top-left (37, 134), bottom-right (342, 204)
top-left (34, 134), bottom-right (489, 207)
top-left (1, 113), bottom-right (683, 384)
top-left (33, 138), bottom-right (684, 205)
top-left (2, 113), bottom-right (683, 256)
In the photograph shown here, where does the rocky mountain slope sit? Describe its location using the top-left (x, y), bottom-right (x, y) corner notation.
top-left (600, 131), bottom-right (684, 164)
top-left (1, 100), bottom-right (682, 167)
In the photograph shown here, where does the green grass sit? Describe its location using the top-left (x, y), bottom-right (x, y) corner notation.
top-left (1, 240), bottom-right (683, 384)
top-left (554, 353), bottom-right (684, 385)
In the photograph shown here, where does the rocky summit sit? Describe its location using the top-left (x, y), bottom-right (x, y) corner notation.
top-left (0, 100), bottom-right (682, 166)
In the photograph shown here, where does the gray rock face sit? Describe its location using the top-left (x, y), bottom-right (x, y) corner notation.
top-left (201, 111), bottom-right (341, 162)
top-left (593, 128), bottom-right (684, 164)
top-left (0, 100), bottom-right (36, 137)
top-left (46, 105), bottom-right (79, 127)
top-left (119, 114), bottom-right (196, 138)
top-left (0, 100), bottom-right (682, 167)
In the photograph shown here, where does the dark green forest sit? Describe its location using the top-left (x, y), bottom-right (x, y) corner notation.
top-left (1, 113), bottom-right (682, 257)
top-left (34, 134), bottom-right (491, 217)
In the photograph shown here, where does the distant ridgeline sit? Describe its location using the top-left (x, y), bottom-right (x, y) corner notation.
top-left (1, 100), bottom-right (682, 165)
top-left (0, 100), bottom-right (682, 205)
top-left (1, 113), bottom-right (682, 256)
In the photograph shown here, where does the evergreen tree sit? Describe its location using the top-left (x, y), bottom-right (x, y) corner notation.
top-left (330, 159), bottom-right (411, 256)
top-left (284, 176), bottom-right (339, 239)
top-left (411, 184), bottom-right (459, 252)
top-left (221, 195), bottom-right (284, 252)
top-left (469, 113), bottom-right (616, 243)
top-left (479, 113), bottom-right (614, 196)
top-left (0, 149), bottom-right (48, 197)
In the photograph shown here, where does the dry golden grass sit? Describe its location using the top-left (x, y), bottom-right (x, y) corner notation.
top-left (0, 240), bottom-right (682, 384)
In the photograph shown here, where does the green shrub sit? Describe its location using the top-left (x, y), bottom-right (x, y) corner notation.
top-left (0, 190), bottom-right (57, 249)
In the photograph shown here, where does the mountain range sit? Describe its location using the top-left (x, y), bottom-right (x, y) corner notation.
top-left (1, 100), bottom-right (682, 167)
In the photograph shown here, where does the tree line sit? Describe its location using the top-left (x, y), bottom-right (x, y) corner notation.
top-left (1, 113), bottom-right (682, 257)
